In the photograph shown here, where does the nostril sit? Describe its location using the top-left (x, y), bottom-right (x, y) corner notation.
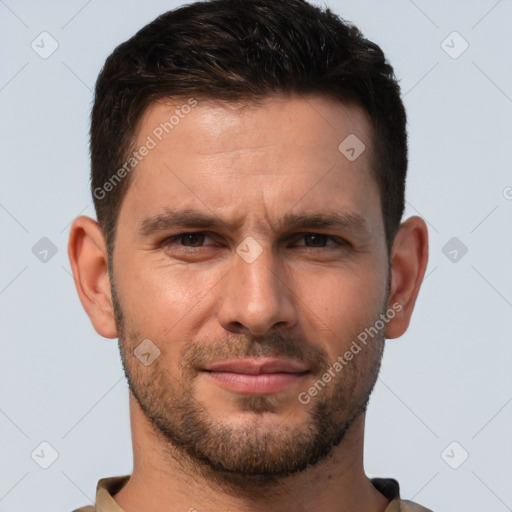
top-left (224, 321), bottom-right (248, 335)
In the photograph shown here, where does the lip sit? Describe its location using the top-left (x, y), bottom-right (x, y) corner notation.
top-left (203, 357), bottom-right (308, 374)
top-left (202, 358), bottom-right (309, 395)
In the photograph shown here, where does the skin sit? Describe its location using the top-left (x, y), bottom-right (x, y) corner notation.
top-left (69, 95), bottom-right (428, 512)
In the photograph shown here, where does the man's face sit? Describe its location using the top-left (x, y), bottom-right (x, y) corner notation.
top-left (111, 95), bottom-right (390, 482)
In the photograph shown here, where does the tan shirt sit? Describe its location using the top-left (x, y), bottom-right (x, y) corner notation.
top-left (72, 475), bottom-right (433, 511)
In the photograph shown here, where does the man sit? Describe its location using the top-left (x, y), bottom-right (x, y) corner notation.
top-left (68, 0), bottom-right (430, 510)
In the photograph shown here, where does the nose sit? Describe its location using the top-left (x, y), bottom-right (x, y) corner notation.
top-left (217, 244), bottom-right (299, 336)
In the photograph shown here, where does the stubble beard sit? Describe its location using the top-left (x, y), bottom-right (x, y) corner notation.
top-left (110, 276), bottom-right (386, 493)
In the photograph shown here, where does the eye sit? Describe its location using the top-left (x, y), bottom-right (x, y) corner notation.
top-left (179, 233), bottom-right (206, 247)
top-left (294, 233), bottom-right (347, 248)
top-left (163, 232), bottom-right (214, 248)
top-left (303, 233), bottom-right (329, 247)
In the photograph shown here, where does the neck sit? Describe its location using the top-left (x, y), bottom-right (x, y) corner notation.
top-left (113, 393), bottom-right (389, 512)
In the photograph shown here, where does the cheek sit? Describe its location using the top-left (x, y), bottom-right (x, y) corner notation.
top-left (293, 263), bottom-right (387, 352)
top-left (115, 255), bottom-right (226, 338)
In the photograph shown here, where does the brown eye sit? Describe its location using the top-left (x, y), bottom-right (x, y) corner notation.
top-left (179, 233), bottom-right (206, 247)
top-left (303, 233), bottom-right (329, 247)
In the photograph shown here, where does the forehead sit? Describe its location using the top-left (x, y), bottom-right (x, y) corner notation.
top-left (119, 94), bottom-right (381, 235)
top-left (136, 95), bottom-right (372, 162)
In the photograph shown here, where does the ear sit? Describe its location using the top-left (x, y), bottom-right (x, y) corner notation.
top-left (385, 216), bottom-right (429, 339)
top-left (68, 216), bottom-right (118, 339)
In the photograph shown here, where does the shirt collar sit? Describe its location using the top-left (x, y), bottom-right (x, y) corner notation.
top-left (94, 474), bottom-right (430, 512)
top-left (95, 475), bottom-right (130, 512)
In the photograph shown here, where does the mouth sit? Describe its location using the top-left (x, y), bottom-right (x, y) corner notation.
top-left (201, 357), bottom-right (310, 395)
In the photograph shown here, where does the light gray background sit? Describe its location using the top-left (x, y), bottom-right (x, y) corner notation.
top-left (1, 1), bottom-right (511, 511)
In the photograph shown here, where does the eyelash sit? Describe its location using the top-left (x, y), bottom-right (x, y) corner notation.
top-left (161, 232), bottom-right (348, 249)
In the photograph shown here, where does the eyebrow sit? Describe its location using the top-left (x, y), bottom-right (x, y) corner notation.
top-left (138, 208), bottom-right (234, 238)
top-left (138, 208), bottom-right (370, 238)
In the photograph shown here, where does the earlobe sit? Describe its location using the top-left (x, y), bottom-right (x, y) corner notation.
top-left (68, 216), bottom-right (118, 339)
top-left (385, 216), bottom-right (429, 339)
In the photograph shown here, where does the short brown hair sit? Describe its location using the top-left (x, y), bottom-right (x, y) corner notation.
top-left (90, 0), bottom-right (407, 253)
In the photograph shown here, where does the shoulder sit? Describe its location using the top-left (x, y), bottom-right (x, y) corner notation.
top-left (371, 478), bottom-right (433, 512)
top-left (385, 498), bottom-right (433, 512)
top-left (399, 499), bottom-right (433, 511)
